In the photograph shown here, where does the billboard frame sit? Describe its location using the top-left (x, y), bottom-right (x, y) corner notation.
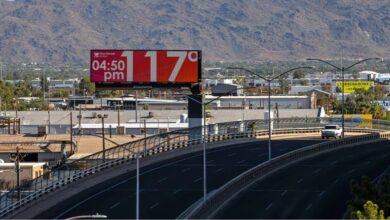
top-left (91, 49), bottom-right (202, 91)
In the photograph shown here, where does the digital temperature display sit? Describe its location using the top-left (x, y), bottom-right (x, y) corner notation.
top-left (90, 50), bottom-right (201, 84)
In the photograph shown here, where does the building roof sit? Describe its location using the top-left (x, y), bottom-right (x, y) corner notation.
top-left (0, 162), bottom-right (46, 168)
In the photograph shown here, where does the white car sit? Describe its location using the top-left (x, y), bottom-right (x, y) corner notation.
top-left (321, 125), bottom-right (342, 139)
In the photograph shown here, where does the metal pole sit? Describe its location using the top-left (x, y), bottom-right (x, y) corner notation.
top-left (70, 112), bottom-right (73, 152)
top-left (341, 67), bottom-right (345, 138)
top-left (102, 117), bottom-right (106, 162)
top-left (117, 107), bottom-right (120, 127)
top-left (143, 120), bottom-right (147, 156)
top-left (48, 82), bottom-right (51, 134)
top-left (16, 146), bottom-right (21, 201)
top-left (136, 153), bottom-right (139, 220)
top-left (78, 104), bottom-right (82, 134)
top-left (268, 80), bottom-right (272, 160)
top-left (48, 110), bottom-right (51, 134)
top-left (203, 94), bottom-right (207, 202)
top-left (135, 91), bottom-right (138, 123)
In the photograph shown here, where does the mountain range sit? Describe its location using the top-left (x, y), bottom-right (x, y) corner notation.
top-left (0, 0), bottom-right (390, 64)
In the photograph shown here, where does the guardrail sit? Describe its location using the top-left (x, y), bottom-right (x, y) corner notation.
top-left (182, 132), bottom-right (386, 219)
top-left (0, 117), bottom-right (389, 218)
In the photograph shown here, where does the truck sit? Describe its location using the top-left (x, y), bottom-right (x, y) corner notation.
top-left (321, 125), bottom-right (342, 139)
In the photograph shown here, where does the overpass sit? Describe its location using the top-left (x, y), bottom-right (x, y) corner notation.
top-left (215, 140), bottom-right (390, 218)
top-left (0, 117), bottom-right (389, 218)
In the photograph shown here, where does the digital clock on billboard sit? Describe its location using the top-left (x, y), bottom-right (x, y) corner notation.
top-left (90, 50), bottom-right (201, 84)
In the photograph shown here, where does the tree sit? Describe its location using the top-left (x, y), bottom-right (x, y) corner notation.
top-left (78, 76), bottom-right (95, 96)
top-left (333, 88), bottom-right (387, 119)
top-left (293, 69), bottom-right (305, 79)
top-left (354, 201), bottom-right (389, 220)
top-left (347, 176), bottom-right (390, 219)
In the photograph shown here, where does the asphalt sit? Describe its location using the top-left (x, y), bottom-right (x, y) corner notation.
top-left (35, 139), bottom-right (323, 219)
top-left (217, 140), bottom-right (390, 219)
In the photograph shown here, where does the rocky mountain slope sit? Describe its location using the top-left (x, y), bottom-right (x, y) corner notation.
top-left (0, 0), bottom-right (390, 64)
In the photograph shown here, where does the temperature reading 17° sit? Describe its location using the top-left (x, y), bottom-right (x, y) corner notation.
top-left (121, 51), bottom-right (198, 82)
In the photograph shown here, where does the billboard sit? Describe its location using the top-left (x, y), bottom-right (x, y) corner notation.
top-left (335, 81), bottom-right (374, 93)
top-left (330, 114), bottom-right (372, 128)
top-left (91, 50), bottom-right (201, 87)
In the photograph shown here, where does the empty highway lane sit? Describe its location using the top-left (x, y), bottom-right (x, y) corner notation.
top-left (36, 139), bottom-right (323, 219)
top-left (217, 140), bottom-right (390, 219)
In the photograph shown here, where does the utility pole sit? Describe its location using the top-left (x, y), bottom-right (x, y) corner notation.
top-left (117, 107), bottom-right (120, 127)
top-left (135, 91), bottom-right (138, 123)
top-left (143, 119), bottom-right (147, 156)
top-left (70, 112), bottom-right (73, 152)
top-left (78, 106), bottom-right (82, 134)
top-left (15, 146), bottom-right (21, 201)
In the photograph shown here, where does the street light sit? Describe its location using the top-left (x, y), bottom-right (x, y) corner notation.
top-left (187, 88), bottom-right (255, 202)
top-left (97, 114), bottom-right (108, 162)
top-left (227, 66), bottom-right (313, 160)
top-left (136, 152), bottom-right (140, 220)
top-left (307, 57), bottom-right (381, 138)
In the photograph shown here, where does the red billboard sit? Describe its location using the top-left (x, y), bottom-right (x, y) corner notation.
top-left (90, 50), bottom-right (201, 85)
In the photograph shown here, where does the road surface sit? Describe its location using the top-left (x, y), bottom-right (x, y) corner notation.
top-left (217, 140), bottom-right (390, 219)
top-left (36, 138), bottom-right (324, 219)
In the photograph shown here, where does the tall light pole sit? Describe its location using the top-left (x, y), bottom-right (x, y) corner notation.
top-left (307, 57), bottom-right (381, 138)
top-left (136, 152), bottom-right (140, 220)
top-left (227, 66), bottom-right (313, 160)
top-left (98, 114), bottom-right (108, 162)
top-left (187, 89), bottom-right (253, 202)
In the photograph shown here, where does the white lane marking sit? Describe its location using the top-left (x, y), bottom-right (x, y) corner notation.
top-left (332, 178), bottom-right (340, 184)
top-left (110, 202), bottom-right (121, 210)
top-left (193, 177), bottom-right (202, 183)
top-left (330, 160), bottom-right (338, 165)
top-left (348, 169), bottom-right (355, 174)
top-left (319, 191), bottom-right (326, 197)
top-left (281, 190), bottom-right (287, 197)
top-left (227, 153), bottom-right (237, 157)
top-left (150, 202), bottom-right (160, 209)
top-left (306, 203), bottom-right (312, 210)
top-left (297, 178), bottom-right (304, 183)
top-left (54, 140), bottom-right (279, 219)
top-left (312, 168), bottom-right (321, 174)
top-left (181, 168), bottom-right (191, 173)
top-left (237, 160), bottom-right (246, 164)
top-left (265, 203), bottom-right (273, 210)
top-left (215, 168), bottom-right (224, 173)
top-left (157, 177), bottom-right (168, 183)
top-left (173, 189), bottom-right (182, 195)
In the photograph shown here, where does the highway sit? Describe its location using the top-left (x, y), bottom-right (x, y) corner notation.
top-left (217, 140), bottom-right (390, 219)
top-left (36, 139), bottom-right (324, 219)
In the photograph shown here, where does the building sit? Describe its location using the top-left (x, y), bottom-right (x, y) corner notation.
top-left (0, 162), bottom-right (47, 189)
top-left (211, 83), bottom-right (242, 96)
top-left (205, 95), bottom-right (316, 109)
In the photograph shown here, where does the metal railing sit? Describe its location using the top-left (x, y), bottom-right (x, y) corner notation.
top-left (0, 117), bottom-right (389, 218)
top-left (183, 131), bottom-right (389, 219)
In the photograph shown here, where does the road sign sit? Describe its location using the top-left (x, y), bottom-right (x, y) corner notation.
top-left (91, 50), bottom-right (201, 88)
